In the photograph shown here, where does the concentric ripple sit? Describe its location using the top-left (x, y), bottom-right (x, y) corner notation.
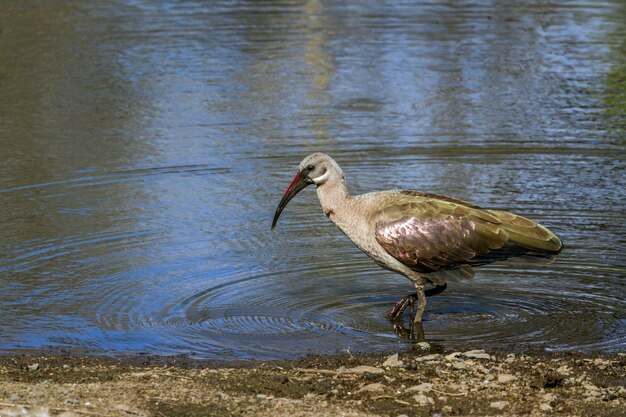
top-left (1, 0), bottom-right (625, 360)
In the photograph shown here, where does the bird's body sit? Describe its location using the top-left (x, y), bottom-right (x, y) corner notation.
top-left (272, 153), bottom-right (562, 324)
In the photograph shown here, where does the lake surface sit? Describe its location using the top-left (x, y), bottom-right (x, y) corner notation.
top-left (0, 0), bottom-right (624, 360)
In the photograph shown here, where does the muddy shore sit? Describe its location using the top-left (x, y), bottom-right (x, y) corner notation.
top-left (0, 346), bottom-right (624, 417)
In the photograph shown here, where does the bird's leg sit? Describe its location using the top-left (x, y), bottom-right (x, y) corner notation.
top-left (411, 321), bottom-right (425, 341)
top-left (388, 283), bottom-right (447, 320)
top-left (413, 285), bottom-right (426, 323)
top-left (389, 294), bottom-right (417, 319)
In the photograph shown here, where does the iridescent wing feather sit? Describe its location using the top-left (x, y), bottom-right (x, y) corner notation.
top-left (374, 191), bottom-right (562, 277)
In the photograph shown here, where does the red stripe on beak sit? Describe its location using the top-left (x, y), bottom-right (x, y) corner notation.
top-left (284, 171), bottom-right (302, 196)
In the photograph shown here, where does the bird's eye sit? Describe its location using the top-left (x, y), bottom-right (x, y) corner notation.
top-left (307, 165), bottom-right (315, 171)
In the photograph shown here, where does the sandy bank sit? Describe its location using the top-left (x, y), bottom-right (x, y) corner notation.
top-left (0, 346), bottom-right (624, 416)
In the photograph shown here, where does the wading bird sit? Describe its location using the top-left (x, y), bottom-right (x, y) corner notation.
top-left (271, 153), bottom-right (562, 326)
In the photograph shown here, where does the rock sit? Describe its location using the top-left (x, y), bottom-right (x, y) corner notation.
top-left (27, 363), bottom-right (40, 371)
top-left (9, 394), bottom-right (19, 402)
top-left (556, 365), bottom-right (571, 376)
top-left (542, 393), bottom-right (556, 402)
top-left (416, 342), bottom-right (430, 350)
top-left (358, 382), bottom-right (384, 393)
top-left (463, 350), bottom-right (491, 360)
top-left (406, 383), bottom-right (433, 393)
top-left (452, 361), bottom-right (466, 370)
top-left (463, 349), bottom-right (486, 355)
top-left (416, 354), bottom-right (442, 362)
top-left (490, 400), bottom-right (509, 410)
top-left (256, 394), bottom-right (268, 401)
top-left (413, 394), bottom-right (434, 405)
top-left (540, 403), bottom-right (553, 412)
top-left (383, 353), bottom-right (404, 368)
top-left (583, 383), bottom-right (600, 397)
top-left (445, 352), bottom-right (462, 360)
top-left (113, 404), bottom-right (144, 415)
top-left (497, 374), bottom-right (517, 383)
top-left (345, 366), bottom-right (384, 375)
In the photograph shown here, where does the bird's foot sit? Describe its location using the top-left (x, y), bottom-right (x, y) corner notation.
top-left (388, 294), bottom-right (417, 320)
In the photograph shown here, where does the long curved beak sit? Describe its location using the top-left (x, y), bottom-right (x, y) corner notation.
top-left (271, 171), bottom-right (313, 230)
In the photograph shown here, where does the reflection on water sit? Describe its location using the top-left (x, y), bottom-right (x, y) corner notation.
top-left (0, 0), bottom-right (624, 360)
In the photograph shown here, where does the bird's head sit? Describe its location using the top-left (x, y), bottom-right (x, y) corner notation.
top-left (271, 153), bottom-right (343, 230)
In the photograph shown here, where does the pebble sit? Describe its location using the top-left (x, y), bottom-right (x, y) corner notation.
top-left (556, 365), bottom-right (571, 376)
top-left (542, 393), bottom-right (556, 402)
top-left (452, 361), bottom-right (466, 370)
top-left (406, 383), bottom-right (432, 393)
top-left (539, 403), bottom-right (553, 412)
top-left (497, 374), bottom-right (517, 383)
top-left (405, 362), bottom-right (417, 370)
top-left (416, 342), bottom-right (430, 350)
top-left (415, 354), bottom-right (441, 362)
top-left (345, 366), bottom-right (384, 374)
top-left (358, 382), bottom-right (384, 393)
top-left (490, 400), bottom-right (509, 410)
top-left (445, 352), bottom-right (462, 360)
top-left (413, 394), bottom-right (434, 405)
top-left (583, 383), bottom-right (601, 397)
top-left (383, 353), bottom-right (404, 368)
top-left (463, 350), bottom-right (491, 360)
top-left (27, 363), bottom-right (40, 371)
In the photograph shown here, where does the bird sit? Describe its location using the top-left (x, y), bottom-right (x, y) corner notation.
top-left (271, 153), bottom-right (563, 326)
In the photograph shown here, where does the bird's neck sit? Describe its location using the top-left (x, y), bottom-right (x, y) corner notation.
top-left (316, 177), bottom-right (351, 217)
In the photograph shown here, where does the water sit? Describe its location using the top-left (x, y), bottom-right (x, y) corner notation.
top-left (0, 0), bottom-right (624, 360)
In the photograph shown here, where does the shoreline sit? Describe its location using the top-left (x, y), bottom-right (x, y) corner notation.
top-left (0, 346), bottom-right (624, 416)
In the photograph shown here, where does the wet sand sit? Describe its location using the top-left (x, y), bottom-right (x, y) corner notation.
top-left (1, 346), bottom-right (624, 416)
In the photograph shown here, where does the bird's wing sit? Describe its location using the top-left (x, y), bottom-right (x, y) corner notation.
top-left (374, 194), bottom-right (561, 276)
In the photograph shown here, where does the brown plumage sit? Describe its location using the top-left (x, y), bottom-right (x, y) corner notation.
top-left (375, 191), bottom-right (562, 275)
top-left (272, 153), bottom-right (563, 326)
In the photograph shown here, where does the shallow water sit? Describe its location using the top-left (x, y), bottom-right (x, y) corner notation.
top-left (0, 0), bottom-right (624, 360)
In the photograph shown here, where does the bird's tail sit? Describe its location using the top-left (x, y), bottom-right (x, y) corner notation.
top-left (488, 210), bottom-right (563, 256)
